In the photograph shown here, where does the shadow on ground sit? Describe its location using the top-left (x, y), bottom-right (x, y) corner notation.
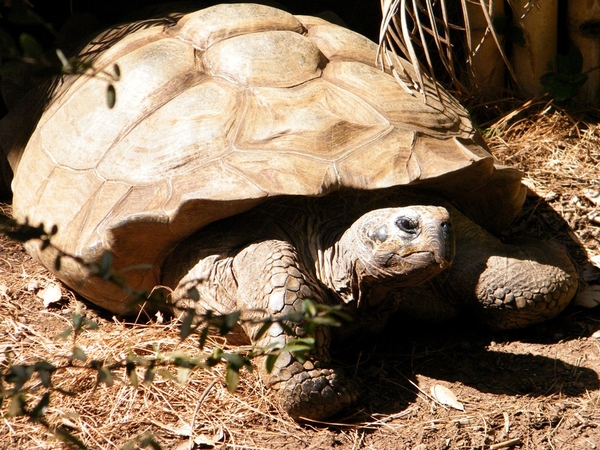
top-left (330, 305), bottom-right (600, 420)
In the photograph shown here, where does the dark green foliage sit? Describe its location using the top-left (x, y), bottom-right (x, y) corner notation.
top-left (540, 47), bottom-right (588, 103)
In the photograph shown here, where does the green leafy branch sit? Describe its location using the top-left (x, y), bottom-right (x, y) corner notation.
top-left (1, 0), bottom-right (120, 107)
top-left (0, 212), bottom-right (351, 448)
top-left (1, 299), bottom-right (348, 448)
top-left (540, 47), bottom-right (588, 104)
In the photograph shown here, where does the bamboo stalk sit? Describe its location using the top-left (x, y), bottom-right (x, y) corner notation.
top-left (465, 0), bottom-right (506, 93)
top-left (568, 0), bottom-right (600, 103)
top-left (510, 0), bottom-right (558, 97)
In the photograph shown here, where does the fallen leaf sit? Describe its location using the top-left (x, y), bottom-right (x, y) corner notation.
top-left (37, 283), bottom-right (63, 307)
top-left (574, 285), bottom-right (600, 309)
top-left (430, 384), bottom-right (465, 411)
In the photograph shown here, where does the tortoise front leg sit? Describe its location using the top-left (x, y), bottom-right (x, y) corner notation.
top-left (165, 237), bottom-right (356, 420)
top-left (399, 206), bottom-right (578, 330)
top-left (231, 239), bottom-right (356, 420)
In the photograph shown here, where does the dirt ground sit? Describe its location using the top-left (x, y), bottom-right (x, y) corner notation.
top-left (1, 104), bottom-right (600, 449)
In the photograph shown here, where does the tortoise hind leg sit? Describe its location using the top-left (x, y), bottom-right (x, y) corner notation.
top-left (231, 240), bottom-right (356, 420)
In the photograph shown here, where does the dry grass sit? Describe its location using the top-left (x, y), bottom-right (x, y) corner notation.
top-left (485, 99), bottom-right (600, 263)
top-left (1, 101), bottom-right (600, 449)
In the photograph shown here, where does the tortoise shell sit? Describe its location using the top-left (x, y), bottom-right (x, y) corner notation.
top-left (9, 3), bottom-right (525, 312)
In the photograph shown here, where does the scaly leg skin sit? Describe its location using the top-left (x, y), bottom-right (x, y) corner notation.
top-left (164, 237), bottom-right (356, 421)
top-left (399, 205), bottom-right (578, 330)
top-left (232, 240), bottom-right (356, 420)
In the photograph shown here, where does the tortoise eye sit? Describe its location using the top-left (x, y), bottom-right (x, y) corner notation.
top-left (396, 216), bottom-right (419, 234)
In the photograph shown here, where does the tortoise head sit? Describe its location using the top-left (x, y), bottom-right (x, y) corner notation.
top-left (331, 205), bottom-right (454, 308)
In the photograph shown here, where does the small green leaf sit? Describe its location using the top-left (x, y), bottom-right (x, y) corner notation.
top-left (179, 309), bottom-right (196, 341)
top-left (139, 434), bottom-right (162, 450)
top-left (221, 310), bottom-right (240, 335)
top-left (83, 317), bottom-right (99, 330)
top-left (53, 255), bottom-right (62, 271)
top-left (99, 251), bottom-right (113, 278)
top-left (177, 367), bottom-right (191, 384)
top-left (97, 367), bottom-right (114, 387)
top-left (225, 365), bottom-right (240, 392)
top-left (557, 47), bottom-right (584, 75)
top-left (30, 392), bottom-right (50, 419)
top-left (54, 426), bottom-right (88, 449)
top-left (540, 71), bottom-right (587, 102)
top-left (34, 360), bottom-right (56, 372)
top-left (279, 322), bottom-right (294, 335)
top-left (126, 361), bottom-right (139, 387)
top-left (198, 326), bottom-right (209, 349)
top-left (254, 320), bottom-right (273, 341)
top-left (310, 316), bottom-right (343, 327)
top-left (35, 362), bottom-right (55, 387)
top-left (71, 313), bottom-right (83, 331)
top-left (19, 33), bottom-right (44, 59)
top-left (187, 286), bottom-right (199, 301)
top-left (8, 393), bottom-right (26, 417)
top-left (265, 353), bottom-right (279, 373)
top-left (71, 346), bottom-right (87, 362)
top-left (221, 352), bottom-right (244, 369)
top-left (280, 311), bottom-right (303, 322)
top-left (55, 48), bottom-right (69, 67)
top-left (157, 369), bottom-right (176, 382)
top-left (143, 366), bottom-right (156, 385)
top-left (113, 64), bottom-right (121, 79)
top-left (6, 364), bottom-right (34, 385)
top-left (280, 344), bottom-right (312, 353)
top-left (55, 327), bottom-right (72, 340)
top-left (303, 299), bottom-right (318, 317)
top-left (106, 84), bottom-right (116, 109)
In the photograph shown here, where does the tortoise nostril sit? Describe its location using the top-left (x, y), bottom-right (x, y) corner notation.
top-left (441, 220), bottom-right (452, 235)
top-left (396, 216), bottom-right (419, 234)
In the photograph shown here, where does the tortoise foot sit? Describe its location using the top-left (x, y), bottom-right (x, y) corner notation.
top-left (271, 361), bottom-right (357, 421)
top-left (473, 240), bottom-right (578, 330)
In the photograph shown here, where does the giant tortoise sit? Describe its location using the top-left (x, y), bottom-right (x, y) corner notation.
top-left (2, 3), bottom-right (577, 420)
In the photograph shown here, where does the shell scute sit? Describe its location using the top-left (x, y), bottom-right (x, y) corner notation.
top-left (305, 23), bottom-right (379, 66)
top-left (322, 61), bottom-right (471, 136)
top-left (98, 79), bottom-right (240, 184)
top-left (204, 31), bottom-right (322, 88)
top-left (43, 37), bottom-right (196, 172)
top-left (176, 3), bottom-right (303, 51)
top-left (234, 80), bottom-right (390, 159)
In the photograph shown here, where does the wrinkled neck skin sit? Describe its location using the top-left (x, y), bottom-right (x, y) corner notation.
top-left (315, 227), bottom-right (414, 309)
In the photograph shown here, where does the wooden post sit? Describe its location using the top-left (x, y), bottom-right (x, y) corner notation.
top-left (466, 0), bottom-right (506, 93)
top-left (511, 0), bottom-right (558, 97)
top-left (568, 0), bottom-right (600, 103)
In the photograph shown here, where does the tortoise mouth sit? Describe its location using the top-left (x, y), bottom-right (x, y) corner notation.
top-left (402, 250), bottom-right (453, 282)
top-left (405, 250), bottom-right (452, 269)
